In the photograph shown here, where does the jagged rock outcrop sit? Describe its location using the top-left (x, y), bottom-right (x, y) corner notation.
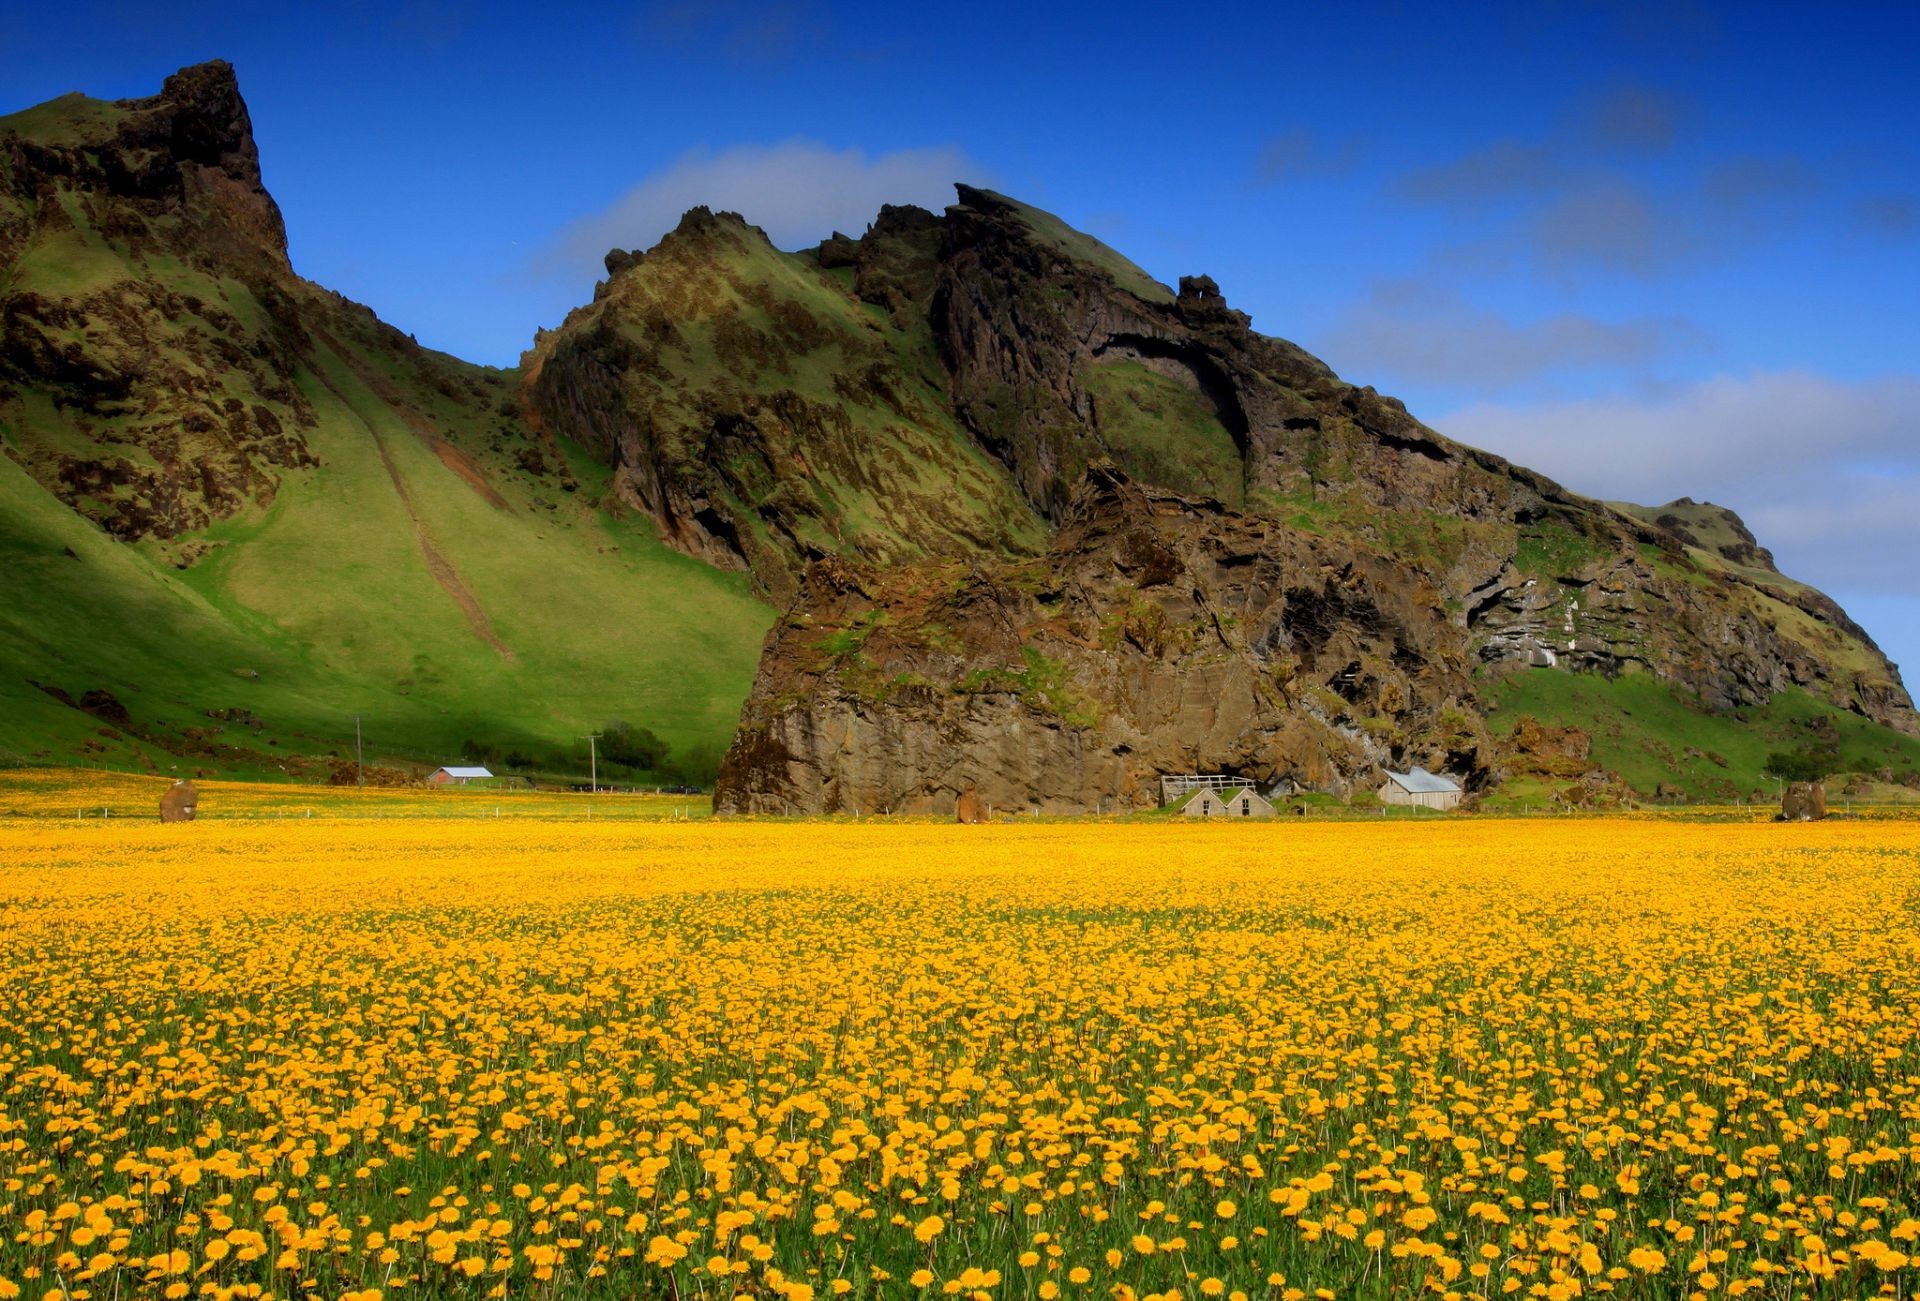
top-left (522, 204), bottom-right (1045, 603)
top-left (0, 61), bottom-right (546, 544)
top-left (716, 466), bottom-right (1494, 815)
top-left (703, 192), bottom-right (1912, 812)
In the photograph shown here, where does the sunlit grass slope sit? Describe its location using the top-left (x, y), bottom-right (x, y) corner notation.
top-left (0, 81), bottom-right (772, 781)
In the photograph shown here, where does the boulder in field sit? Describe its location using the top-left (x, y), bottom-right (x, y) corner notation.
top-left (159, 780), bottom-right (198, 822)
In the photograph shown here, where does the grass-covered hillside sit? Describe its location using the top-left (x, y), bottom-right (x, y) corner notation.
top-left (1484, 670), bottom-right (1920, 805)
top-left (0, 65), bottom-right (770, 780)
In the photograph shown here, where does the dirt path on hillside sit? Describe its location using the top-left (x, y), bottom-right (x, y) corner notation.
top-left (308, 336), bottom-right (516, 663)
top-left (424, 435), bottom-right (509, 508)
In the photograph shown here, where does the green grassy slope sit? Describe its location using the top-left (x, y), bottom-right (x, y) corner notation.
top-left (0, 77), bottom-right (773, 781)
top-left (1485, 670), bottom-right (1920, 803)
top-left (1081, 359), bottom-right (1245, 506)
top-left (0, 377), bottom-right (773, 778)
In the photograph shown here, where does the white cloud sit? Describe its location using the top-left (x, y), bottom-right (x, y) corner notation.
top-left (1434, 369), bottom-right (1920, 595)
top-left (542, 140), bottom-right (978, 283)
top-left (1323, 280), bottom-right (1706, 391)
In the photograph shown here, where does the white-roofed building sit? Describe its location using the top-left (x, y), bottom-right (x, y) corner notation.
top-left (1378, 766), bottom-right (1462, 810)
top-left (428, 765), bottom-right (494, 786)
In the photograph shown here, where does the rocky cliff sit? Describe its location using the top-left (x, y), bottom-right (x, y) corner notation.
top-left (717, 465), bottom-right (1490, 814)
top-left (1, 63), bottom-right (1910, 798)
top-left (705, 192), bottom-right (1914, 812)
top-left (0, 61), bottom-right (548, 546)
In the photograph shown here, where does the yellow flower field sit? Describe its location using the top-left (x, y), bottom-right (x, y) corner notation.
top-left (1, 816), bottom-right (1918, 1300)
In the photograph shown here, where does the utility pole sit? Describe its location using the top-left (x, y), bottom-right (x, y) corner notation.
top-left (585, 734), bottom-right (600, 794)
top-left (355, 715), bottom-right (364, 787)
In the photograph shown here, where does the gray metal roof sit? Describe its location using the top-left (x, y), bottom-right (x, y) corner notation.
top-left (1384, 766), bottom-right (1459, 794)
top-left (436, 766), bottom-right (493, 778)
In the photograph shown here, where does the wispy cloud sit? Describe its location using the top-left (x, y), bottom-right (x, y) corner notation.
top-left (1581, 84), bottom-right (1685, 154)
top-left (1385, 84), bottom-right (1870, 280)
top-left (1527, 177), bottom-right (1697, 277)
top-left (540, 140), bottom-right (978, 284)
top-left (1323, 280), bottom-right (1707, 391)
top-left (1393, 140), bottom-right (1564, 208)
top-left (1254, 127), bottom-right (1367, 185)
top-left (1855, 193), bottom-right (1918, 237)
top-left (637, 0), bottom-right (825, 62)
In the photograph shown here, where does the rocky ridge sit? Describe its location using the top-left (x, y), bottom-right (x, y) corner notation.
top-left (0, 62), bottom-right (1911, 802)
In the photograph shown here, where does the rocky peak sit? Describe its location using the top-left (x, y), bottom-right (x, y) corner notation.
top-left (0, 59), bottom-right (290, 273)
top-left (658, 205), bottom-right (767, 253)
top-left (1176, 274), bottom-right (1252, 330)
top-left (147, 60), bottom-right (264, 188)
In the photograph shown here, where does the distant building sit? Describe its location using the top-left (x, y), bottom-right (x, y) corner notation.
top-left (1177, 786), bottom-right (1275, 819)
top-left (429, 766), bottom-right (493, 786)
top-left (1378, 766), bottom-right (1462, 810)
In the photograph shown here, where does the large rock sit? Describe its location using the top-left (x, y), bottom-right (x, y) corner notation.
top-left (715, 466), bottom-right (1491, 815)
top-left (1781, 782), bottom-right (1827, 821)
top-left (159, 780), bottom-right (198, 822)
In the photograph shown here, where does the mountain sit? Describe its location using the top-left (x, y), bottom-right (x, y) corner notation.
top-left (2, 63), bottom-right (1912, 804)
top-left (0, 63), bottom-right (769, 779)
top-left (691, 196), bottom-right (1919, 811)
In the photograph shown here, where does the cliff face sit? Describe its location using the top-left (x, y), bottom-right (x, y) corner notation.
top-left (714, 464), bottom-right (1915, 815)
top-left (704, 191), bottom-right (1915, 812)
top-left (717, 466), bottom-right (1491, 815)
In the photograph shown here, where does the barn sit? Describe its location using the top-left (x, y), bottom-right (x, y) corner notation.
top-left (1378, 766), bottom-right (1462, 810)
top-left (1177, 786), bottom-right (1276, 819)
top-left (429, 765), bottom-right (493, 786)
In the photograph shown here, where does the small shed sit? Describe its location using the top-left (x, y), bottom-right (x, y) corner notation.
top-left (1379, 766), bottom-right (1462, 810)
top-left (1178, 786), bottom-right (1276, 819)
top-left (429, 766), bottom-right (493, 786)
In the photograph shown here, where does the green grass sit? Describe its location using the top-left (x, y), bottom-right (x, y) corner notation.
top-left (1484, 669), bottom-right (1920, 801)
top-left (1512, 519), bottom-right (1613, 579)
top-left (0, 335), bottom-right (774, 782)
top-left (1081, 359), bottom-right (1243, 505)
top-left (0, 92), bottom-right (128, 147)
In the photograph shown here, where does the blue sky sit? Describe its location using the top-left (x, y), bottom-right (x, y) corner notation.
top-left (4, 1), bottom-right (1918, 675)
